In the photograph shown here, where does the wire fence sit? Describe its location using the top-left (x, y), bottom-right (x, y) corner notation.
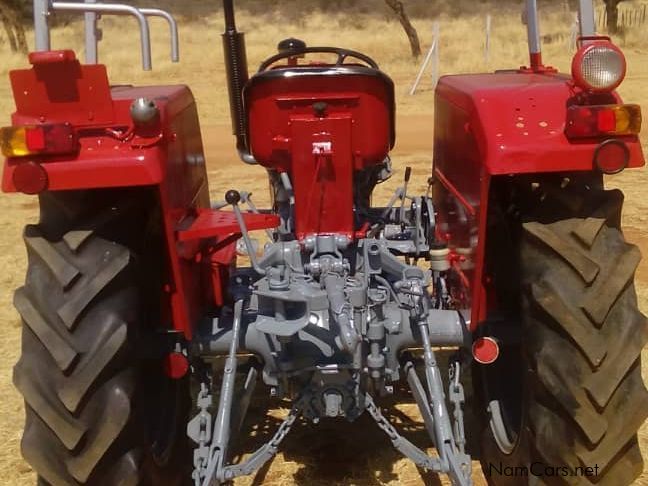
top-left (410, 4), bottom-right (648, 94)
top-left (596, 5), bottom-right (648, 30)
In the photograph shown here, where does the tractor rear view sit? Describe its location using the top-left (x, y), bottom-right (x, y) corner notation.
top-left (1, 0), bottom-right (646, 485)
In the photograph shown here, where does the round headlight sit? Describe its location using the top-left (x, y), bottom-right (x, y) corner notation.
top-left (572, 41), bottom-right (626, 92)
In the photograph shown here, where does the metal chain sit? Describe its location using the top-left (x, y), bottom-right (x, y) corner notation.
top-left (221, 397), bottom-right (306, 481)
top-left (269, 400), bottom-right (303, 448)
top-left (189, 382), bottom-right (214, 486)
top-left (365, 395), bottom-right (399, 441)
top-left (365, 394), bottom-right (442, 472)
top-left (448, 360), bottom-right (467, 454)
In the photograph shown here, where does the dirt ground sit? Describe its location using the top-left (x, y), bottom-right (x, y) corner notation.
top-left (0, 115), bottom-right (646, 485)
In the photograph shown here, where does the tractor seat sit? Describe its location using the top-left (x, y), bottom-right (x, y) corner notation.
top-left (244, 64), bottom-right (396, 168)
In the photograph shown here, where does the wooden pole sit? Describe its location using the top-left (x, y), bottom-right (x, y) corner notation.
top-left (484, 14), bottom-right (491, 63)
top-left (570, 14), bottom-right (579, 51)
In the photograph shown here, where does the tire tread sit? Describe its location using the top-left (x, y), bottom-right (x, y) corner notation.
top-left (521, 189), bottom-right (648, 482)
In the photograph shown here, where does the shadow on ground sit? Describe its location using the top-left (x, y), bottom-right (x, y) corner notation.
top-left (228, 354), bottom-right (482, 485)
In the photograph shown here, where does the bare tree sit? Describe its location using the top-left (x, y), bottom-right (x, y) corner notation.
top-left (0, 0), bottom-right (27, 53)
top-left (384, 0), bottom-right (421, 58)
top-left (603, 0), bottom-right (627, 34)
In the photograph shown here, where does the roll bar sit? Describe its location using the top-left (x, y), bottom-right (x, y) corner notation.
top-left (524, 0), bottom-right (596, 70)
top-left (139, 8), bottom-right (180, 62)
top-left (577, 0), bottom-right (596, 37)
top-left (32, 0), bottom-right (179, 71)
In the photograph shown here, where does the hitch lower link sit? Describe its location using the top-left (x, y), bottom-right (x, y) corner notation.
top-left (188, 299), bottom-right (305, 486)
top-left (188, 304), bottom-right (472, 485)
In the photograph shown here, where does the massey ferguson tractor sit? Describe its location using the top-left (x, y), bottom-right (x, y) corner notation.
top-left (1, 0), bottom-right (646, 484)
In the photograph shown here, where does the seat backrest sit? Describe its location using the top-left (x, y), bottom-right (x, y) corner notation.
top-left (245, 65), bottom-right (395, 172)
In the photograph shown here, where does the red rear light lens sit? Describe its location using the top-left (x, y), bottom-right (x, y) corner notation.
top-left (597, 110), bottom-right (616, 132)
top-left (565, 104), bottom-right (641, 139)
top-left (0, 123), bottom-right (78, 157)
top-left (12, 161), bottom-right (49, 194)
top-left (25, 127), bottom-right (46, 151)
top-left (594, 139), bottom-right (629, 174)
top-left (472, 337), bottom-right (500, 365)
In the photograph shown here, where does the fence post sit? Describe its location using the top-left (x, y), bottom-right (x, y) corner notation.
top-left (570, 14), bottom-right (579, 51)
top-left (484, 14), bottom-right (491, 63)
top-left (596, 8), bottom-right (601, 30)
top-left (409, 21), bottom-right (440, 95)
top-left (432, 21), bottom-right (440, 88)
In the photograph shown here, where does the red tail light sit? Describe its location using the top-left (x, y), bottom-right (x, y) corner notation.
top-left (472, 337), bottom-right (499, 365)
top-left (12, 161), bottom-right (48, 194)
top-left (565, 104), bottom-right (642, 139)
top-left (0, 123), bottom-right (78, 157)
top-left (594, 139), bottom-right (630, 174)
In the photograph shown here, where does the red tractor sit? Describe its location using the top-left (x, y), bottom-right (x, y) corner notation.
top-left (2, 0), bottom-right (646, 484)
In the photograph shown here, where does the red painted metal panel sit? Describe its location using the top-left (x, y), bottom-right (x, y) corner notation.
top-left (2, 53), bottom-right (215, 338)
top-left (245, 69), bottom-right (393, 172)
top-left (10, 51), bottom-right (115, 127)
top-left (177, 209), bottom-right (279, 242)
top-left (3, 62), bottom-right (199, 193)
top-left (432, 96), bottom-right (483, 321)
top-left (433, 70), bottom-right (646, 330)
top-left (155, 99), bottom-right (211, 339)
top-left (2, 149), bottom-right (164, 192)
top-left (435, 72), bottom-right (645, 175)
top-left (245, 67), bottom-right (394, 239)
top-left (291, 116), bottom-right (354, 239)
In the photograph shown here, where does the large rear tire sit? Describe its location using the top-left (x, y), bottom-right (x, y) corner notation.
top-left (13, 190), bottom-right (189, 485)
top-left (477, 178), bottom-right (648, 485)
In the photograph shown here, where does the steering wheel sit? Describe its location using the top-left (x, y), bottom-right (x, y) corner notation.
top-left (258, 47), bottom-right (379, 72)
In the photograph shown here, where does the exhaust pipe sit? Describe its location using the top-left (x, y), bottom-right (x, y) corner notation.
top-left (222, 0), bottom-right (257, 164)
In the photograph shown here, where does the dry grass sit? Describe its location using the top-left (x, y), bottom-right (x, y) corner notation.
top-left (0, 1), bottom-right (646, 484)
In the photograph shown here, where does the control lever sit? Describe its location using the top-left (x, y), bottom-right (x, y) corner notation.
top-left (399, 166), bottom-right (412, 224)
top-left (226, 190), bottom-right (266, 275)
top-left (380, 166), bottom-right (411, 222)
top-left (239, 191), bottom-right (274, 241)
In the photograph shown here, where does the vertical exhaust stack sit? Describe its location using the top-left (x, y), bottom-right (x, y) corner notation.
top-left (222, 0), bottom-right (256, 164)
